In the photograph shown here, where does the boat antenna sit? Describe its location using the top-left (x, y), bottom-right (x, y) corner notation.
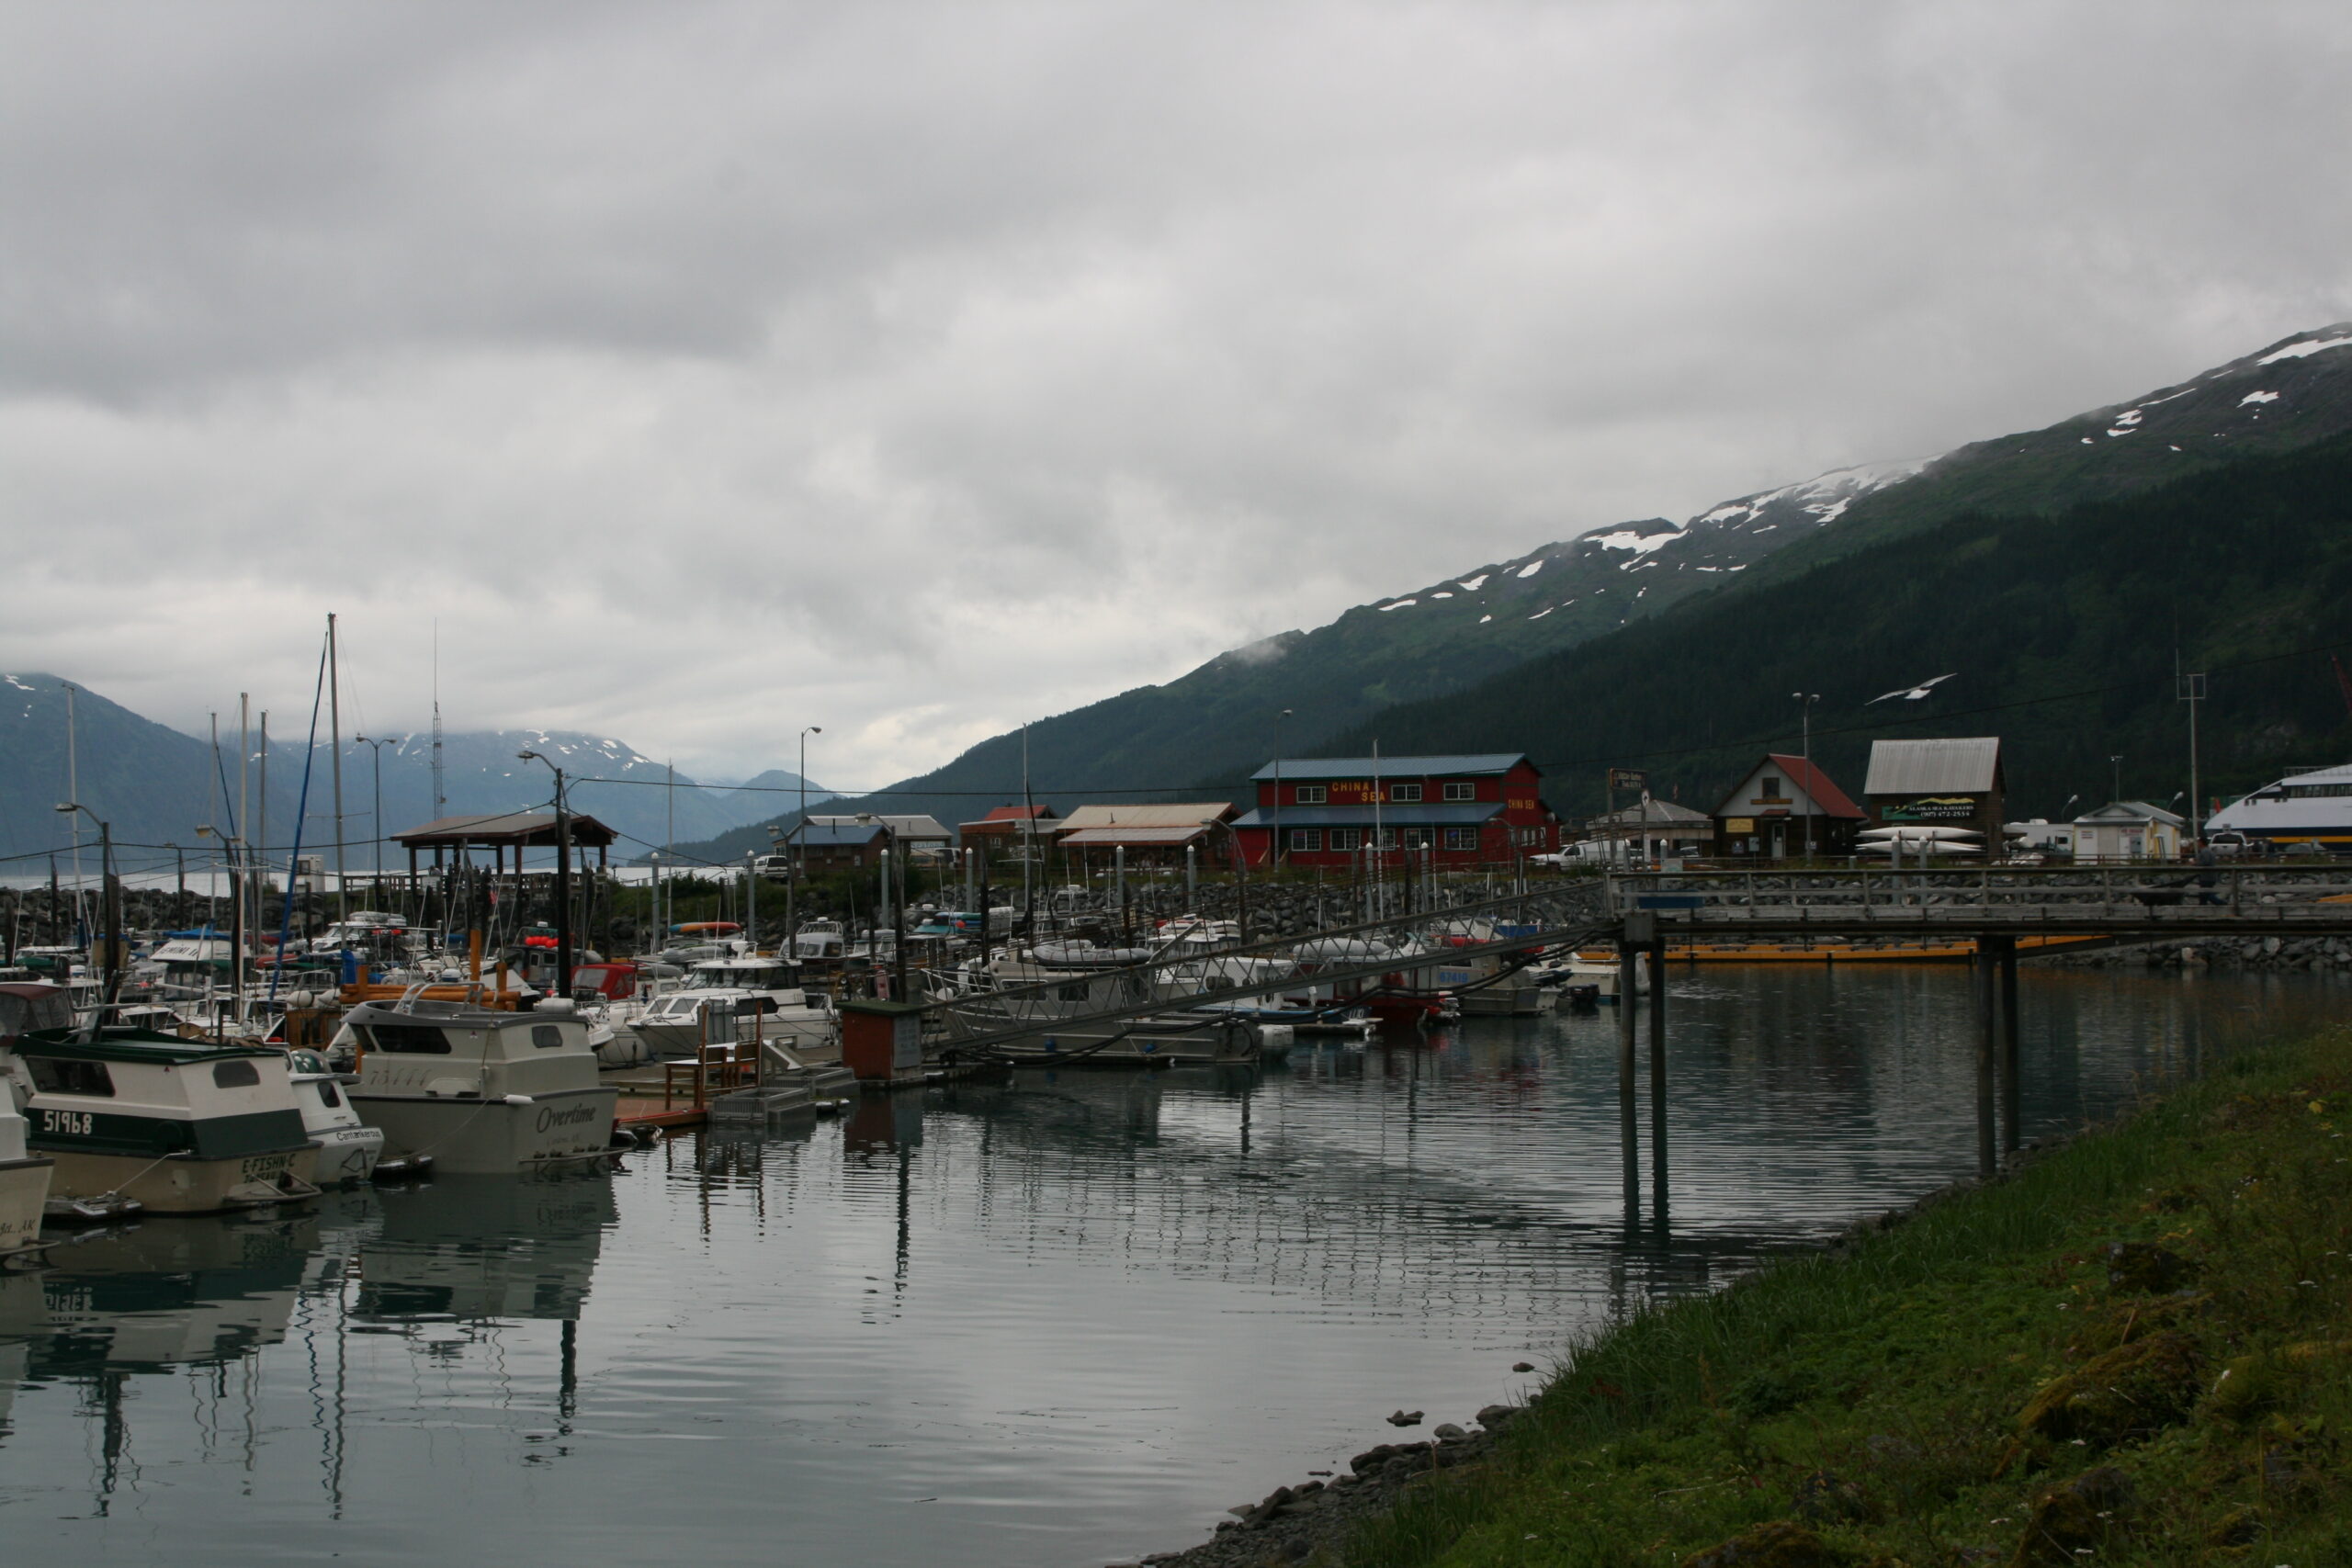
top-left (328, 612), bottom-right (347, 921)
top-left (1021, 724), bottom-right (1035, 940)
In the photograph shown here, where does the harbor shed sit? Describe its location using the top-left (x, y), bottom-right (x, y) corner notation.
top-left (957, 805), bottom-right (1058, 850)
top-left (1583, 798), bottom-right (1713, 860)
top-left (1712, 753), bottom-right (1867, 858)
top-left (2071, 801), bottom-right (2187, 862)
top-left (795, 821), bottom-right (893, 870)
top-left (1862, 738), bottom-right (2007, 845)
top-left (805, 814), bottom-right (953, 861)
top-left (1053, 803), bottom-right (1239, 866)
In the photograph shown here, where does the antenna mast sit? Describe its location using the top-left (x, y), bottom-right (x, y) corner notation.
top-left (431, 619), bottom-right (447, 818)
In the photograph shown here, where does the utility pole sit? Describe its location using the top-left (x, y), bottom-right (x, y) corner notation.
top-left (2109, 754), bottom-right (2124, 805)
top-left (1794, 692), bottom-right (1820, 859)
top-left (2178, 666), bottom-right (2207, 850)
top-left (519, 750), bottom-right (573, 997)
top-left (1272, 708), bottom-right (1292, 870)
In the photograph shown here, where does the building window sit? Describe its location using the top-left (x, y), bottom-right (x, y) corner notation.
top-left (1442, 782), bottom-right (1475, 802)
top-left (1329, 828), bottom-right (1362, 852)
top-left (1371, 828), bottom-right (1400, 851)
top-left (1388, 783), bottom-right (1423, 803)
top-left (1288, 828), bottom-right (1322, 852)
top-left (1443, 827), bottom-right (1477, 851)
top-left (1761, 776), bottom-right (1781, 798)
top-left (1401, 826), bottom-right (1433, 849)
top-left (1293, 784), bottom-right (1327, 805)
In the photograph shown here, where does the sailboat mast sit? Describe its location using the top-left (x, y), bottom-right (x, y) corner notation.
top-left (238, 694), bottom-right (251, 1017)
top-left (328, 613), bottom-right (347, 920)
top-left (62, 681), bottom-right (84, 939)
top-left (258, 711), bottom-right (269, 941)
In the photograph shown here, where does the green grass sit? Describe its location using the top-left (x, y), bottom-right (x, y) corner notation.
top-left (1338, 1028), bottom-right (2352, 1566)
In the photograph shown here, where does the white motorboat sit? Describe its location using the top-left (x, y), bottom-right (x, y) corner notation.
top-left (630, 956), bottom-right (835, 1060)
top-left (5, 1027), bottom-right (321, 1215)
top-left (283, 1048), bottom-right (397, 1185)
top-left (0, 1071), bottom-right (54, 1262)
top-left (342, 997), bottom-right (620, 1175)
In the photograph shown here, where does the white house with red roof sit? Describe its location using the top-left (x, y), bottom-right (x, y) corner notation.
top-left (1711, 753), bottom-right (1867, 858)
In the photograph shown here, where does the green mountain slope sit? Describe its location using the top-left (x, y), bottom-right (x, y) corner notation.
top-left (1323, 434), bottom-right (2352, 822)
top-left (1738, 323), bottom-right (2352, 587)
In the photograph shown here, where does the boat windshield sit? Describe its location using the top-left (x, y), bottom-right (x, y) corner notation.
top-left (683, 964), bottom-right (792, 990)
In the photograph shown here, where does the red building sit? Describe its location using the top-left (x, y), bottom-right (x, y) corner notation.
top-left (1232, 753), bottom-right (1559, 868)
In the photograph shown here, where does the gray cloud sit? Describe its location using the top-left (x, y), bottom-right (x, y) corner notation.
top-left (4, 2), bottom-right (2350, 784)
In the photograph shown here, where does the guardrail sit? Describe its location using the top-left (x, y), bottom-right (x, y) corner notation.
top-left (1600, 866), bottom-right (2352, 932)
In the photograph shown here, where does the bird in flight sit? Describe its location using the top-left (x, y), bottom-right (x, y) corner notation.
top-left (1869, 672), bottom-right (1958, 704)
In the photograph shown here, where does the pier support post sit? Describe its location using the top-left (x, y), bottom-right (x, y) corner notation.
top-left (1647, 932), bottom-right (1668, 1224)
top-left (1974, 939), bottom-right (1997, 1179)
top-left (1996, 934), bottom-right (2020, 1155)
top-left (1616, 940), bottom-right (1638, 1099)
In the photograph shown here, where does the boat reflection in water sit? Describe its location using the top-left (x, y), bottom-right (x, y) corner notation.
top-left (354, 1176), bottom-right (616, 1324)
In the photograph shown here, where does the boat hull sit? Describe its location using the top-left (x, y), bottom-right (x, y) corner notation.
top-left (43, 1144), bottom-right (320, 1215)
top-left (311, 1123), bottom-right (386, 1187)
top-left (352, 1086), bottom-right (618, 1176)
top-left (632, 1014), bottom-right (833, 1061)
top-left (0, 1156), bottom-right (53, 1256)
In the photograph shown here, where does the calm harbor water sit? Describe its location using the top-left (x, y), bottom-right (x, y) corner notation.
top-left (1, 964), bottom-right (2340, 1567)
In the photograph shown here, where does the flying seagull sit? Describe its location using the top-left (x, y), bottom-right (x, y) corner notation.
top-left (1869, 672), bottom-right (1958, 704)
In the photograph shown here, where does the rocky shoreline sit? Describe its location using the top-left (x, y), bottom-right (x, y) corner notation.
top-left (1116, 1403), bottom-right (1530, 1568)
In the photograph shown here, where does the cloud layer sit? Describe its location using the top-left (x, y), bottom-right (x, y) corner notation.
top-left (5, 2), bottom-right (2349, 784)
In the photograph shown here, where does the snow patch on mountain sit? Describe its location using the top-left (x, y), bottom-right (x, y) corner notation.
top-left (2259, 334), bottom-right (2352, 366)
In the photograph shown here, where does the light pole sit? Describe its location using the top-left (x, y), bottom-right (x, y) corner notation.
top-left (1272, 708), bottom-right (1293, 871)
top-left (55, 802), bottom-right (119, 1018)
top-left (2109, 755), bottom-right (2124, 804)
top-left (857, 812), bottom-right (906, 998)
top-left (354, 734), bottom-right (401, 884)
top-left (1792, 692), bottom-right (1820, 859)
top-left (797, 727), bottom-right (822, 877)
top-left (518, 750), bottom-right (573, 998)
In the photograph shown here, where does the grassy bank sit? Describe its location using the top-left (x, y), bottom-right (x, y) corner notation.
top-left (1342, 1028), bottom-right (2352, 1567)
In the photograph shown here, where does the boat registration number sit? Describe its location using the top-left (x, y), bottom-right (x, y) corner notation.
top-left (40, 1110), bottom-right (94, 1136)
top-left (240, 1151), bottom-right (298, 1179)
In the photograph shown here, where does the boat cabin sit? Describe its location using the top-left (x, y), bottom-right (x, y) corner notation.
top-left (345, 999), bottom-right (604, 1102)
top-left (6, 1029), bottom-right (311, 1161)
top-left (0, 983), bottom-right (74, 1044)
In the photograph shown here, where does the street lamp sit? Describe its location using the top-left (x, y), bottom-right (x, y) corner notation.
top-left (1272, 708), bottom-right (1294, 870)
top-left (1792, 693), bottom-right (1820, 859)
top-left (2109, 755), bottom-right (2124, 804)
top-left (354, 734), bottom-right (401, 880)
top-left (797, 727), bottom-right (822, 876)
top-left (55, 802), bottom-right (120, 1017)
top-left (517, 750), bottom-right (574, 998)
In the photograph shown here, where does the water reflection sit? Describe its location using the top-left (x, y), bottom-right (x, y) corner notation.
top-left (0, 965), bottom-right (2336, 1568)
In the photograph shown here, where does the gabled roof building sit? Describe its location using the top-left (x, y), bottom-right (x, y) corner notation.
top-left (1712, 753), bottom-right (1867, 858)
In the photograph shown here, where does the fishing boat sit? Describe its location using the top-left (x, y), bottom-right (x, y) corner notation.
top-left (282, 1047), bottom-right (401, 1185)
top-left (0, 1080), bottom-right (53, 1262)
top-left (790, 919), bottom-right (848, 964)
top-left (6, 1028), bottom-right (322, 1215)
top-left (341, 997), bottom-right (620, 1175)
top-left (628, 955), bottom-right (836, 1060)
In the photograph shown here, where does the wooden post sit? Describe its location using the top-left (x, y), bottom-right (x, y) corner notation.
top-left (1647, 931), bottom-right (1668, 1224)
top-left (1997, 934), bottom-right (2021, 1155)
top-left (1974, 939), bottom-right (1997, 1179)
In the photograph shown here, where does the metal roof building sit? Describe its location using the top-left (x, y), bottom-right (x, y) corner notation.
top-left (1250, 753), bottom-right (1527, 782)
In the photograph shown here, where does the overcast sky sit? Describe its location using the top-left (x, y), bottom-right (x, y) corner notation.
top-left (5, 3), bottom-right (2348, 787)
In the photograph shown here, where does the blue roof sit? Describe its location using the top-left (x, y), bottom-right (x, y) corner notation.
top-left (1232, 803), bottom-right (1502, 829)
top-left (797, 822), bottom-right (888, 846)
top-left (1250, 753), bottom-right (1530, 782)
